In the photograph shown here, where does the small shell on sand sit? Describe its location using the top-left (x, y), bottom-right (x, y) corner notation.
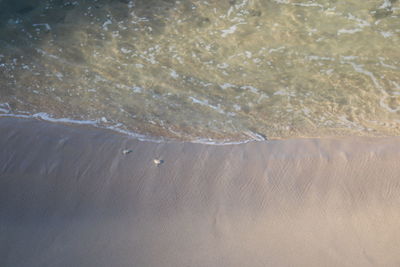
top-left (153, 159), bottom-right (164, 166)
top-left (122, 149), bottom-right (133, 155)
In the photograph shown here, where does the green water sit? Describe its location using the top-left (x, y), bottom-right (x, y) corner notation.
top-left (0, 0), bottom-right (399, 142)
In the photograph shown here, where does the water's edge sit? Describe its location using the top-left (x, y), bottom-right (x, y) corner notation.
top-left (0, 113), bottom-right (260, 145)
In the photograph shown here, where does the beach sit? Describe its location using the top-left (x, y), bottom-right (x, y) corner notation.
top-left (1, 0), bottom-right (400, 265)
top-left (1, 117), bottom-right (400, 266)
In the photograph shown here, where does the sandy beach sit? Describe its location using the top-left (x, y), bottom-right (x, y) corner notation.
top-left (1, 117), bottom-right (400, 266)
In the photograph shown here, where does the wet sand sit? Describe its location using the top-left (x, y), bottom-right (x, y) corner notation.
top-left (1, 117), bottom-right (400, 266)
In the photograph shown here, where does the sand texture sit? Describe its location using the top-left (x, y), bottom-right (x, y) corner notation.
top-left (1, 118), bottom-right (400, 266)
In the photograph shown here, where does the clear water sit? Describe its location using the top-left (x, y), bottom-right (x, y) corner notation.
top-left (0, 0), bottom-right (399, 142)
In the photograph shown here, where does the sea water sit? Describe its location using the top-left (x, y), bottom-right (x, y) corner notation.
top-left (0, 0), bottom-right (399, 142)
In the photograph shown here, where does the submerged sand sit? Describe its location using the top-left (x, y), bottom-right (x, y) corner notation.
top-left (1, 118), bottom-right (400, 266)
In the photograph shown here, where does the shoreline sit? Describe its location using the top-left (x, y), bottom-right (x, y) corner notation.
top-left (0, 112), bottom-right (261, 145)
top-left (0, 112), bottom-right (393, 145)
top-left (1, 117), bottom-right (400, 266)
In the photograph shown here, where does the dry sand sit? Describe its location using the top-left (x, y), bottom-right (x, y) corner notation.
top-left (1, 118), bottom-right (400, 266)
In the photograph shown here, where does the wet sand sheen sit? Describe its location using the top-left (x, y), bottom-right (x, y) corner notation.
top-left (1, 117), bottom-right (400, 266)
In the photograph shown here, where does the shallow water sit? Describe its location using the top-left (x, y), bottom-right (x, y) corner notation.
top-left (0, 0), bottom-right (399, 142)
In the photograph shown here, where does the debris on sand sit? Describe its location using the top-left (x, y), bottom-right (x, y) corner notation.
top-left (153, 159), bottom-right (164, 166)
top-left (122, 149), bottom-right (133, 155)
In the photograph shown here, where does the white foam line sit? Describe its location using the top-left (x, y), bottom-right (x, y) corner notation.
top-left (379, 96), bottom-right (400, 113)
top-left (347, 62), bottom-right (400, 113)
top-left (379, 59), bottom-right (399, 70)
top-left (347, 14), bottom-right (370, 28)
top-left (221, 23), bottom-right (246, 38)
top-left (104, 125), bottom-right (165, 143)
top-left (0, 103), bottom-right (10, 114)
top-left (189, 97), bottom-right (225, 114)
top-left (33, 113), bottom-right (98, 125)
top-left (273, 0), bottom-right (323, 8)
top-left (32, 23), bottom-right (51, 30)
top-left (338, 28), bottom-right (363, 35)
top-left (292, 2), bottom-right (323, 8)
top-left (189, 137), bottom-right (255, 146)
top-left (0, 112), bottom-right (166, 142)
top-left (0, 112), bottom-right (98, 125)
top-left (348, 62), bottom-right (382, 90)
top-left (102, 19), bottom-right (112, 30)
top-left (0, 112), bottom-right (259, 145)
